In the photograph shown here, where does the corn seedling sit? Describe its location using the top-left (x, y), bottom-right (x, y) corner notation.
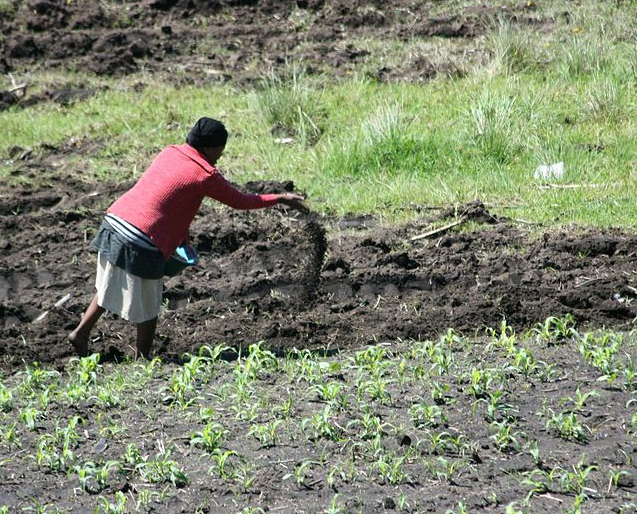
top-left (509, 348), bottom-right (537, 377)
top-left (19, 406), bottom-right (39, 431)
top-left (198, 343), bottom-right (232, 363)
top-left (234, 460), bottom-right (257, 491)
top-left (579, 332), bottom-right (622, 383)
top-left (0, 383), bottom-right (13, 412)
top-left (564, 386), bottom-right (600, 411)
top-left (285, 349), bottom-right (333, 384)
top-left (521, 468), bottom-right (555, 499)
top-left (141, 446), bottom-right (189, 487)
top-left (311, 382), bottom-right (348, 410)
top-left (375, 451), bottom-right (410, 485)
top-left (273, 393), bottom-right (294, 419)
top-left (622, 356), bottom-right (637, 391)
top-left (534, 314), bottom-right (578, 345)
top-left (133, 356), bottom-right (162, 380)
top-left (360, 377), bottom-right (393, 404)
top-left (608, 468), bottom-right (634, 492)
top-left (34, 415), bottom-right (83, 472)
top-left (356, 432), bottom-right (383, 458)
top-left (197, 406), bottom-right (217, 423)
top-left (556, 460), bottom-right (597, 495)
top-left (1, 422), bottom-right (20, 449)
top-left (326, 460), bottom-right (354, 489)
top-left (468, 367), bottom-right (495, 399)
top-left (397, 489), bottom-right (410, 511)
top-left (96, 412), bottom-right (127, 438)
top-left (283, 459), bottom-right (317, 489)
top-left (122, 442), bottom-right (146, 473)
top-left (490, 420), bottom-right (523, 453)
top-left (95, 491), bottom-right (127, 514)
top-left (426, 430), bottom-right (452, 456)
top-left (19, 363), bottom-right (59, 395)
top-left (165, 359), bottom-right (202, 408)
top-left (74, 460), bottom-right (120, 492)
top-left (445, 501), bottom-right (469, 514)
top-left (350, 346), bottom-right (388, 370)
top-left (36, 434), bottom-right (71, 472)
top-left (93, 385), bottom-right (122, 408)
top-left (248, 419), bottom-right (283, 448)
top-left (324, 494), bottom-right (346, 514)
top-left (190, 422), bottom-right (227, 453)
top-left (208, 449), bottom-right (236, 480)
top-left (302, 405), bottom-right (343, 442)
top-left (236, 342), bottom-right (278, 381)
top-left (134, 489), bottom-right (160, 512)
top-left (534, 360), bottom-right (559, 383)
top-left (545, 410), bottom-right (587, 443)
top-left (347, 407), bottom-right (385, 440)
top-left (429, 346), bottom-right (455, 376)
top-left (485, 319), bottom-right (517, 353)
top-left (474, 390), bottom-right (514, 423)
top-left (425, 456), bottom-right (464, 484)
top-left (231, 400), bottom-right (260, 422)
top-left (410, 402), bottom-right (447, 428)
top-left (20, 499), bottom-right (60, 514)
top-left (73, 461), bottom-right (97, 491)
top-left (68, 353), bottom-right (101, 387)
top-left (430, 381), bottom-right (453, 405)
top-left (37, 386), bottom-right (52, 410)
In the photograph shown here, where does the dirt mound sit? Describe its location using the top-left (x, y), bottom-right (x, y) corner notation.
top-left (1, 0), bottom-right (545, 97)
top-left (1, 176), bottom-right (636, 369)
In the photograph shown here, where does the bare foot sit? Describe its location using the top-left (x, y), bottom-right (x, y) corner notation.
top-left (134, 349), bottom-right (150, 360)
top-left (68, 330), bottom-right (89, 357)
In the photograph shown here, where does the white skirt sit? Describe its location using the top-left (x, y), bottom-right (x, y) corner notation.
top-left (95, 253), bottom-right (163, 323)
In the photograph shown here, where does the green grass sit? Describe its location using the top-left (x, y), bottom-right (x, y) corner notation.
top-left (3, 0), bottom-right (637, 227)
top-left (3, 69), bottom-right (637, 226)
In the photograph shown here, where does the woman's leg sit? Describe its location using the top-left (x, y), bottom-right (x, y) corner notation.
top-left (136, 317), bottom-right (158, 359)
top-left (68, 293), bottom-right (105, 357)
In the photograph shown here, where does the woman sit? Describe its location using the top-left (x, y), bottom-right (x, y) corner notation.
top-left (68, 117), bottom-right (308, 358)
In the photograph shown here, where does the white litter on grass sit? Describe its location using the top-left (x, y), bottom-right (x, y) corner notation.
top-left (534, 161), bottom-right (564, 181)
top-left (274, 137), bottom-right (295, 144)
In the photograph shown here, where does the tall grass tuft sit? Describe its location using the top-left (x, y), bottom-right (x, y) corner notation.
top-left (487, 18), bottom-right (533, 75)
top-left (469, 90), bottom-right (520, 165)
top-left (321, 103), bottom-right (435, 180)
top-left (586, 78), bottom-right (624, 123)
top-left (624, 45), bottom-right (637, 81)
top-left (559, 36), bottom-right (611, 78)
top-left (251, 63), bottom-right (325, 145)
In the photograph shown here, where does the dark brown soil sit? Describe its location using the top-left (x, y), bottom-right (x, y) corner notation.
top-left (0, 0), bottom-right (548, 107)
top-left (2, 175), bottom-right (637, 369)
top-left (1, 173), bottom-right (637, 512)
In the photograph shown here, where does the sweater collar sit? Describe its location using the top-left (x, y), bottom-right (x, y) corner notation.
top-left (173, 143), bottom-right (215, 173)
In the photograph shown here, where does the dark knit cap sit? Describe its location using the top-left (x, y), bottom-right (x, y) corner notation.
top-left (186, 117), bottom-right (228, 149)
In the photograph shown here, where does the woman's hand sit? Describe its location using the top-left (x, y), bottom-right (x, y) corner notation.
top-left (277, 193), bottom-right (310, 214)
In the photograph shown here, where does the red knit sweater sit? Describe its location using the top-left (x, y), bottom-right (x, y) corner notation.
top-left (108, 143), bottom-right (279, 259)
